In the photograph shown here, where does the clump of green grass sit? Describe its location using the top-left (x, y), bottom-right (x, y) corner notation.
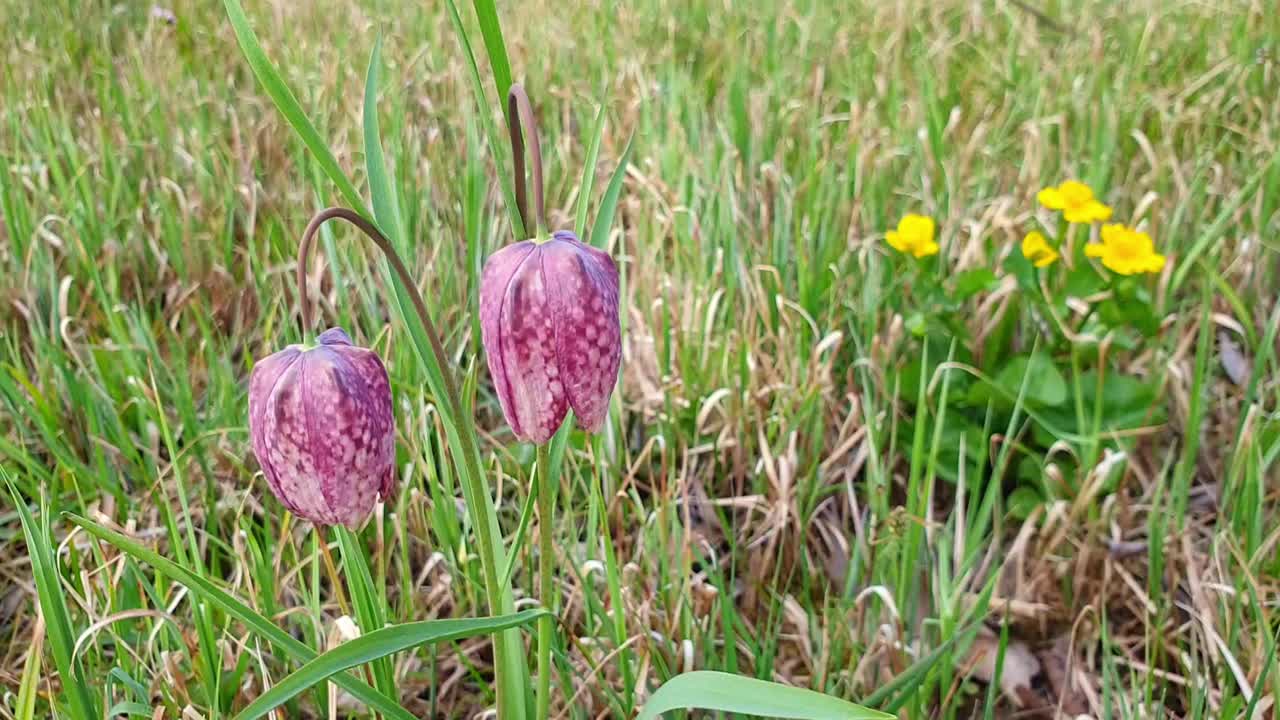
top-left (2, 0), bottom-right (1279, 718)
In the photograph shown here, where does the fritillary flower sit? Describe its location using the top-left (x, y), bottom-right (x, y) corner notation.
top-left (479, 230), bottom-right (621, 444)
top-left (248, 327), bottom-right (395, 527)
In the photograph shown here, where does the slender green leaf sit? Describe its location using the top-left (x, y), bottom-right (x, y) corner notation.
top-left (444, 0), bottom-right (524, 239)
top-left (636, 672), bottom-right (892, 720)
top-left (105, 702), bottom-right (155, 718)
top-left (363, 36), bottom-right (404, 249)
top-left (982, 617), bottom-right (1011, 720)
top-left (498, 481), bottom-right (539, 590)
top-left (575, 103), bottom-right (608, 238)
top-left (1242, 623), bottom-right (1279, 720)
top-left (7, 479), bottom-right (99, 720)
top-left (861, 615), bottom-right (989, 711)
top-left (589, 133), bottom-right (633, 249)
top-left (470, 0), bottom-right (514, 105)
top-left (359, 39), bottom-right (527, 720)
top-left (334, 526), bottom-right (396, 702)
top-left (235, 610), bottom-right (548, 720)
top-left (222, 0), bottom-right (366, 213)
top-left (63, 513), bottom-right (418, 720)
top-left (15, 614), bottom-right (41, 720)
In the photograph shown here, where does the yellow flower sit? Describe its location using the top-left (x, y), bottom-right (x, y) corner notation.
top-left (1085, 224), bottom-right (1166, 275)
top-left (1020, 231), bottom-right (1059, 268)
top-left (885, 214), bottom-right (939, 258)
top-left (1037, 180), bottom-right (1113, 224)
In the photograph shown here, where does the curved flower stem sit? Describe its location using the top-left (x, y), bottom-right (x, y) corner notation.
top-left (507, 83), bottom-right (547, 237)
top-left (315, 528), bottom-right (384, 718)
top-left (535, 442), bottom-right (554, 720)
top-left (296, 206), bottom-right (516, 717)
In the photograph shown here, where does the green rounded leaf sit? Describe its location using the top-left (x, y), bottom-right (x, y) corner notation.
top-left (970, 352), bottom-right (1067, 409)
top-left (637, 672), bottom-right (893, 720)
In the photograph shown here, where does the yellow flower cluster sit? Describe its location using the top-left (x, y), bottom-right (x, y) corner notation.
top-left (885, 180), bottom-right (1166, 277)
top-left (1024, 180), bottom-right (1164, 275)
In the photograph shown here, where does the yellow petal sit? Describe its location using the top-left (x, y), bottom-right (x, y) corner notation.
top-left (900, 214), bottom-right (935, 242)
top-left (1100, 256), bottom-right (1126, 274)
top-left (1058, 180), bottom-right (1096, 203)
top-left (913, 239), bottom-right (940, 258)
top-left (1064, 203), bottom-right (1110, 224)
top-left (1021, 231), bottom-right (1051, 259)
top-left (1033, 248), bottom-right (1059, 268)
top-left (885, 231), bottom-right (910, 253)
top-left (1084, 243), bottom-right (1107, 258)
top-left (1037, 187), bottom-right (1066, 210)
top-left (1100, 223), bottom-right (1124, 243)
top-left (1144, 253), bottom-right (1167, 273)
top-left (1132, 229), bottom-right (1155, 252)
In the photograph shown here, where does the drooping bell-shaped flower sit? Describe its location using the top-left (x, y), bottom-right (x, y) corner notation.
top-left (479, 230), bottom-right (621, 444)
top-left (248, 327), bottom-right (395, 527)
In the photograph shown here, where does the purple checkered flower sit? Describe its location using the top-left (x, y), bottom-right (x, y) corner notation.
top-left (479, 230), bottom-right (621, 444)
top-left (248, 327), bottom-right (395, 527)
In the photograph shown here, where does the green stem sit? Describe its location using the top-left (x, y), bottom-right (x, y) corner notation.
top-left (535, 442), bottom-right (555, 720)
top-left (296, 207), bottom-right (520, 719)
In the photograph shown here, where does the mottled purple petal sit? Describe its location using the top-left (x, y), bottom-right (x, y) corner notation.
top-left (478, 241), bottom-right (539, 439)
top-left (317, 327), bottom-right (353, 346)
top-left (302, 345), bottom-right (395, 527)
top-left (248, 346), bottom-right (303, 514)
top-left (494, 244), bottom-right (568, 444)
top-left (259, 355), bottom-right (335, 523)
top-left (542, 235), bottom-right (621, 432)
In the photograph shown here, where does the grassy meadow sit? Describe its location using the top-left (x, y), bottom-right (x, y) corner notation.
top-left (3, 0), bottom-right (1280, 717)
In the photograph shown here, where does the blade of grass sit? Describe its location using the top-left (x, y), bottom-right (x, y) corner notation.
top-left (63, 512), bottom-right (418, 720)
top-left (234, 610), bottom-right (548, 720)
top-left (861, 612), bottom-right (991, 711)
top-left (146, 366), bottom-right (223, 717)
top-left (360, 24), bottom-right (529, 720)
top-left (444, 0), bottom-right (524, 239)
top-left (15, 608), bottom-right (43, 720)
top-left (636, 672), bottom-right (892, 720)
top-left (6, 479), bottom-right (99, 720)
top-left (575, 103), bottom-right (607, 238)
top-left (498, 478), bottom-right (539, 591)
top-left (589, 133), bottom-right (634, 250)
top-left (363, 36), bottom-right (404, 251)
top-left (1170, 151), bottom-right (1278, 292)
top-left (1171, 288), bottom-right (1212, 526)
top-left (470, 0), bottom-right (514, 106)
top-left (334, 526), bottom-right (397, 705)
top-left (981, 616), bottom-right (1011, 720)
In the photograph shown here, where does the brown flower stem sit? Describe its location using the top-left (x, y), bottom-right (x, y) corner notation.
top-left (315, 528), bottom-right (351, 617)
top-left (507, 83), bottom-right (547, 237)
top-left (296, 206), bottom-right (520, 718)
top-left (315, 530), bottom-right (382, 719)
